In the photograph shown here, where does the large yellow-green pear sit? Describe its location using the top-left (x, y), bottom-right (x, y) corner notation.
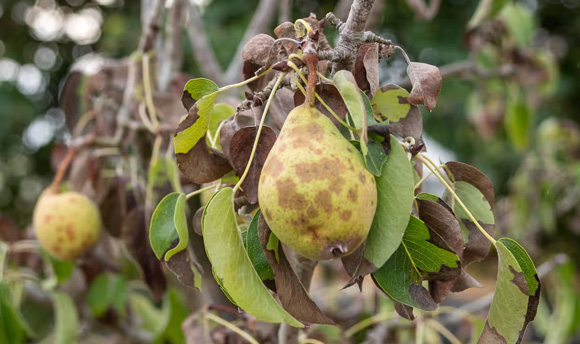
top-left (33, 190), bottom-right (102, 261)
top-left (258, 104), bottom-right (377, 260)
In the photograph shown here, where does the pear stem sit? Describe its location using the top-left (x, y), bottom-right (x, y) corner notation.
top-left (232, 73), bottom-right (286, 195)
top-left (48, 147), bottom-right (77, 193)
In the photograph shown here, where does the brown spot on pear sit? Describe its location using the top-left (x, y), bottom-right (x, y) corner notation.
top-left (33, 190), bottom-right (102, 261)
top-left (259, 104), bottom-right (377, 260)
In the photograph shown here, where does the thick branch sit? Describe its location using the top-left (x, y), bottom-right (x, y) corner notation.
top-left (224, 0), bottom-right (279, 84)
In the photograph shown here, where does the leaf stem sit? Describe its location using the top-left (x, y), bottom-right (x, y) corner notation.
top-left (232, 73), bottom-right (286, 194)
top-left (316, 71), bottom-right (334, 84)
top-left (414, 164), bottom-right (446, 190)
top-left (206, 312), bottom-right (260, 344)
top-left (421, 154), bottom-right (453, 187)
top-left (142, 53), bottom-right (160, 128)
top-left (218, 66), bottom-right (273, 92)
top-left (344, 312), bottom-right (396, 337)
top-left (186, 184), bottom-right (219, 200)
top-left (415, 154), bottom-right (497, 245)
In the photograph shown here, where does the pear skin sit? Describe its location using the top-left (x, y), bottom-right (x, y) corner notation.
top-left (258, 104), bottom-right (377, 260)
top-left (33, 190), bottom-right (102, 261)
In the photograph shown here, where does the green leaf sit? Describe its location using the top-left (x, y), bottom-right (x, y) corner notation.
top-left (87, 273), bottom-right (127, 318)
top-left (207, 103), bottom-right (235, 149)
top-left (174, 93), bottom-right (219, 154)
top-left (371, 84), bottom-right (411, 123)
top-left (149, 192), bottom-right (188, 261)
top-left (372, 216), bottom-right (459, 310)
top-left (183, 78), bottom-right (219, 102)
top-left (505, 95), bottom-right (532, 152)
top-left (162, 288), bottom-right (189, 344)
top-left (363, 141), bottom-right (388, 176)
top-left (129, 292), bottom-right (167, 339)
top-left (362, 91), bottom-right (387, 127)
top-left (53, 292), bottom-right (78, 344)
top-left (500, 3), bottom-right (535, 47)
top-left (333, 70), bottom-right (365, 130)
top-left (202, 187), bottom-right (302, 327)
top-left (0, 282), bottom-right (25, 344)
top-left (476, 238), bottom-right (540, 343)
top-left (165, 193), bottom-right (188, 260)
top-left (243, 210), bottom-right (275, 281)
top-left (364, 135), bottom-right (415, 268)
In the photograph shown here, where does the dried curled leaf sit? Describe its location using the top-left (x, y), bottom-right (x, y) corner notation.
top-left (407, 62), bottom-right (442, 112)
top-left (175, 108), bottom-right (233, 184)
top-left (228, 126), bottom-right (277, 204)
top-left (354, 43), bottom-right (379, 97)
top-left (241, 34), bottom-right (276, 67)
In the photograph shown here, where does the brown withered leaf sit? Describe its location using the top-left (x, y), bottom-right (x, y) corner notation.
top-left (462, 220), bottom-right (494, 266)
top-left (340, 244), bottom-right (370, 291)
top-left (387, 104), bottom-right (423, 142)
top-left (228, 126), bottom-right (277, 204)
top-left (417, 199), bottom-right (463, 257)
top-left (266, 88), bottom-right (295, 132)
top-left (451, 270), bottom-right (483, 292)
top-left (99, 177), bottom-right (131, 237)
top-left (445, 161), bottom-right (495, 210)
top-left (122, 207), bottom-right (167, 302)
top-left (165, 249), bottom-right (204, 290)
top-left (242, 34), bottom-right (276, 67)
top-left (354, 43), bottom-right (379, 97)
top-left (175, 108), bottom-right (233, 184)
top-left (243, 61), bottom-right (275, 92)
top-left (407, 62), bottom-right (442, 112)
top-left (294, 84), bottom-right (348, 127)
top-left (258, 215), bottom-right (336, 325)
top-left (192, 206), bottom-right (204, 236)
top-left (478, 322), bottom-right (509, 344)
top-left (392, 298), bottom-right (415, 321)
top-left (59, 71), bottom-right (86, 131)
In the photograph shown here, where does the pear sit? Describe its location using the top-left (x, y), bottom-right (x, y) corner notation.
top-left (258, 104), bottom-right (377, 260)
top-left (33, 190), bottom-right (102, 261)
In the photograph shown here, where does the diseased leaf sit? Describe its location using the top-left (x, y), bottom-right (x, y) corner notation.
top-left (294, 84), bottom-right (348, 128)
top-left (228, 126), bottom-right (277, 204)
top-left (476, 238), bottom-right (540, 344)
top-left (175, 93), bottom-right (220, 154)
top-left (53, 292), bottom-right (78, 344)
top-left (416, 197), bottom-right (464, 303)
top-left (166, 249), bottom-right (204, 291)
top-left (407, 62), bottom-right (442, 112)
top-left (267, 88), bottom-right (295, 132)
top-left (175, 107), bottom-right (233, 184)
top-left (202, 187), bottom-right (302, 327)
top-left (123, 207), bottom-right (167, 301)
top-left (333, 70), bottom-right (366, 130)
top-left (243, 211), bottom-right (275, 282)
top-left (181, 78), bottom-right (219, 111)
top-left (362, 90), bottom-right (387, 127)
top-left (371, 84), bottom-right (412, 123)
top-left (348, 135), bottom-right (415, 285)
top-left (258, 214), bottom-right (336, 325)
top-left (354, 43), bottom-right (379, 97)
top-left (372, 215), bottom-right (460, 311)
top-left (446, 161), bottom-right (495, 209)
top-left (443, 181), bottom-right (495, 266)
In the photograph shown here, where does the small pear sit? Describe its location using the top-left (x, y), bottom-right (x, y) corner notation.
top-left (259, 104), bottom-right (377, 260)
top-left (33, 190), bottom-right (102, 261)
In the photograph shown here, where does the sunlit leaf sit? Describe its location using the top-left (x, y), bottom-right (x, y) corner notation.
top-left (371, 84), bottom-right (412, 123)
top-left (175, 93), bottom-right (219, 154)
top-left (333, 70), bottom-right (366, 130)
top-left (202, 187), bottom-right (303, 327)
